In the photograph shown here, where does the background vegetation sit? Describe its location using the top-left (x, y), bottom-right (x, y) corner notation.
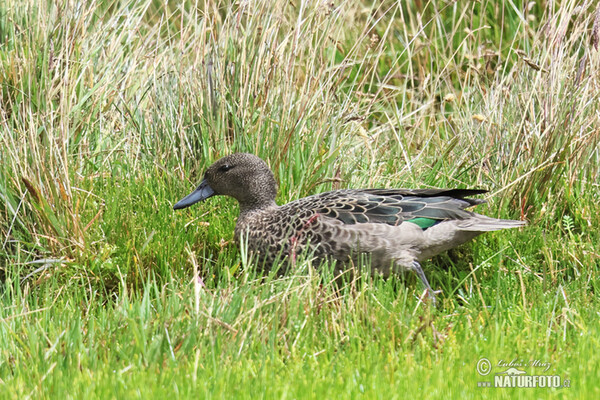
top-left (1, 0), bottom-right (599, 398)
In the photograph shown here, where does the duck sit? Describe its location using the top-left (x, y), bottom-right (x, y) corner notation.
top-left (174, 153), bottom-right (526, 304)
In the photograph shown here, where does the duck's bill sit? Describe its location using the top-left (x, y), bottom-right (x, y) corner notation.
top-left (173, 179), bottom-right (215, 210)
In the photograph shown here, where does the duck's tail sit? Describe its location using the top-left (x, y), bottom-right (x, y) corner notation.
top-left (459, 215), bottom-right (527, 232)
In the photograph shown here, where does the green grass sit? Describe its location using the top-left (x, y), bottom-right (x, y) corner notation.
top-left (1, 0), bottom-right (599, 398)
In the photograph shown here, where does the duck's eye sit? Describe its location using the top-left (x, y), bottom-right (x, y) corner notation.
top-left (218, 164), bottom-right (233, 172)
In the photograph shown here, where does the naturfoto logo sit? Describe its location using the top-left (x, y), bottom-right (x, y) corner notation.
top-left (476, 357), bottom-right (571, 389)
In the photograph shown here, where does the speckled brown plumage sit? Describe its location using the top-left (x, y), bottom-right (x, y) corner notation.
top-left (174, 153), bottom-right (526, 303)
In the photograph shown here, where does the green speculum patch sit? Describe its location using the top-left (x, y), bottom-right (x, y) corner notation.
top-left (406, 217), bottom-right (439, 230)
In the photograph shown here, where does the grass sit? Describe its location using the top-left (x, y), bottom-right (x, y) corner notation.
top-left (1, 0), bottom-right (599, 398)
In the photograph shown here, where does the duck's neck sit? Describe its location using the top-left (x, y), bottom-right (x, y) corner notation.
top-left (238, 199), bottom-right (278, 216)
top-left (236, 200), bottom-right (278, 237)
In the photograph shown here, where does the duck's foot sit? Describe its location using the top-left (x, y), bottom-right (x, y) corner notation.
top-left (412, 261), bottom-right (438, 307)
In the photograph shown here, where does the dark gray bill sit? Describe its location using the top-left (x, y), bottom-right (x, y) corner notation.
top-left (173, 179), bottom-right (215, 210)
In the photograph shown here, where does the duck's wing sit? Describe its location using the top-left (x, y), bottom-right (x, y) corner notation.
top-left (310, 188), bottom-right (488, 228)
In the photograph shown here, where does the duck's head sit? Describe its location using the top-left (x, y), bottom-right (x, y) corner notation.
top-left (173, 153), bottom-right (278, 211)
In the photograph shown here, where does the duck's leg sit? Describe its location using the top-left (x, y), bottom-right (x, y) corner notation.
top-left (412, 261), bottom-right (437, 306)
